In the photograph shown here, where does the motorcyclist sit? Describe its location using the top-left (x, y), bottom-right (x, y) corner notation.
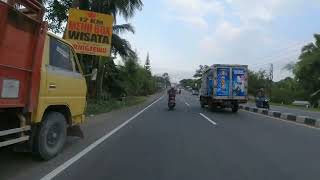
top-left (255, 88), bottom-right (269, 109)
top-left (167, 87), bottom-right (176, 98)
top-left (256, 88), bottom-right (265, 98)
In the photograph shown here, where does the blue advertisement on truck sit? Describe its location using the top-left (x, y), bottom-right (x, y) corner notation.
top-left (232, 68), bottom-right (247, 97)
top-left (216, 68), bottom-right (230, 96)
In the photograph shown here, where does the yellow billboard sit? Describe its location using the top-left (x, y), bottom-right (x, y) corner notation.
top-left (65, 8), bottom-right (113, 57)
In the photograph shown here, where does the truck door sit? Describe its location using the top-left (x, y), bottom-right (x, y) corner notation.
top-left (231, 67), bottom-right (247, 100)
top-left (215, 67), bottom-right (230, 98)
top-left (45, 36), bottom-right (87, 117)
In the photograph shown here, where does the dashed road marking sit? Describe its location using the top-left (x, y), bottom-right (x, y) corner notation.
top-left (200, 113), bottom-right (218, 126)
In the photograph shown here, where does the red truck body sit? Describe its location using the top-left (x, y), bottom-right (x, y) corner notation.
top-left (0, 0), bottom-right (46, 111)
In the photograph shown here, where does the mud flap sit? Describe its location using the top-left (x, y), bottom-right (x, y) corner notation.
top-left (67, 125), bottom-right (84, 139)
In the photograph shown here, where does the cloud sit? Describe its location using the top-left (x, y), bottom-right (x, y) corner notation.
top-left (157, 0), bottom-right (320, 81)
top-left (174, 16), bottom-right (209, 29)
top-left (165, 0), bottom-right (225, 29)
top-left (198, 0), bottom-right (314, 65)
top-left (226, 0), bottom-right (283, 23)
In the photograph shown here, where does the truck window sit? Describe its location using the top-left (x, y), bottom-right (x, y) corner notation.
top-left (49, 37), bottom-right (73, 72)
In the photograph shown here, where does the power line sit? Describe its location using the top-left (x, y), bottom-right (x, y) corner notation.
top-left (250, 52), bottom-right (300, 68)
top-left (249, 40), bottom-right (310, 62)
top-left (247, 39), bottom-right (311, 67)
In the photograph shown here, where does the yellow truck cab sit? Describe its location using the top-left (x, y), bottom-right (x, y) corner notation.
top-left (34, 33), bottom-right (87, 126)
top-left (0, 0), bottom-right (87, 160)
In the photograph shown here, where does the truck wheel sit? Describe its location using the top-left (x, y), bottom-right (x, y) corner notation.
top-left (35, 112), bottom-right (67, 160)
top-left (200, 101), bottom-right (205, 108)
top-left (232, 107), bottom-right (239, 113)
top-left (232, 103), bottom-right (239, 113)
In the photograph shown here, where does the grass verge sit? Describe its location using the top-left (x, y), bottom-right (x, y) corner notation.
top-left (86, 96), bottom-right (147, 116)
top-left (269, 102), bottom-right (320, 112)
top-left (248, 100), bottom-right (320, 112)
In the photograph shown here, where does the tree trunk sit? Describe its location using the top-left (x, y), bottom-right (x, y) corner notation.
top-left (96, 56), bottom-right (106, 98)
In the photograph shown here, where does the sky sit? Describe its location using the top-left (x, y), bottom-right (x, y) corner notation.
top-left (119, 0), bottom-right (320, 82)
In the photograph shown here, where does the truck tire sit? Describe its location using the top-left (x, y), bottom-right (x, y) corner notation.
top-left (201, 103), bottom-right (205, 108)
top-left (35, 112), bottom-right (67, 160)
top-left (232, 106), bottom-right (239, 113)
top-left (232, 103), bottom-right (239, 113)
top-left (200, 98), bottom-right (206, 108)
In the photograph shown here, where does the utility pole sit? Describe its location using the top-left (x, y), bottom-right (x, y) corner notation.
top-left (269, 63), bottom-right (273, 97)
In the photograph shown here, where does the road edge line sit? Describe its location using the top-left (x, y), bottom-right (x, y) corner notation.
top-left (239, 105), bottom-right (320, 128)
top-left (240, 110), bottom-right (320, 130)
top-left (40, 95), bottom-right (164, 180)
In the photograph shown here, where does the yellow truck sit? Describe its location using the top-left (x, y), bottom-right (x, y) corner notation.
top-left (0, 0), bottom-right (87, 160)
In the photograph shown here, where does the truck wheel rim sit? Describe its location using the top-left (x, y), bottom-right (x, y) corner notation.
top-left (47, 124), bottom-right (60, 148)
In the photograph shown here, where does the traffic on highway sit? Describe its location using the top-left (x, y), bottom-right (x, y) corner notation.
top-left (1, 0), bottom-right (320, 180)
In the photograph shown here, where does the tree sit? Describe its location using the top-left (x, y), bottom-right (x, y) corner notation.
top-left (44, 0), bottom-right (143, 98)
top-left (162, 73), bottom-right (171, 87)
top-left (180, 79), bottom-right (197, 88)
top-left (45, 0), bottom-right (142, 58)
top-left (193, 65), bottom-right (209, 79)
top-left (270, 76), bottom-right (308, 104)
top-left (247, 70), bottom-right (269, 96)
top-left (293, 34), bottom-right (320, 105)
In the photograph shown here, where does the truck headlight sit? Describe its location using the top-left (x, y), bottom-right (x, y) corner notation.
top-left (1, 79), bottom-right (20, 98)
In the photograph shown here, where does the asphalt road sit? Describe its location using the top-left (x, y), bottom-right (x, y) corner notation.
top-left (1, 91), bottom-right (320, 180)
top-left (247, 102), bottom-right (320, 119)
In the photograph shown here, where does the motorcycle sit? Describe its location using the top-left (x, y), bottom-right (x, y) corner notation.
top-left (256, 97), bottom-right (270, 109)
top-left (168, 96), bottom-right (176, 110)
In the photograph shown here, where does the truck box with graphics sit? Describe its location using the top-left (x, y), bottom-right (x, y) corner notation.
top-left (200, 64), bottom-right (248, 112)
top-left (0, 0), bottom-right (87, 160)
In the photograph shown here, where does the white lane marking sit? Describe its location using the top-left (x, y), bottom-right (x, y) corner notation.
top-left (240, 110), bottom-right (320, 130)
top-left (40, 96), bottom-right (164, 180)
top-left (185, 102), bottom-right (191, 107)
top-left (199, 113), bottom-right (217, 126)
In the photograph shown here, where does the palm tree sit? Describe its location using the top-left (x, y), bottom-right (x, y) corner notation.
top-left (45, 0), bottom-right (143, 58)
top-left (44, 0), bottom-right (143, 97)
top-left (112, 23), bottom-right (136, 58)
top-left (300, 34), bottom-right (320, 58)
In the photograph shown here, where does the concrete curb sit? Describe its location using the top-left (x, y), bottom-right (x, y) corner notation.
top-left (239, 105), bottom-right (320, 128)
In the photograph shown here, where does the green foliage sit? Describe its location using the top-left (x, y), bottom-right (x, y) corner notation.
top-left (45, 0), bottom-right (72, 33)
top-left (194, 65), bottom-right (209, 78)
top-left (44, 0), bottom-right (145, 98)
top-left (101, 55), bottom-right (165, 98)
top-left (86, 96), bottom-right (147, 115)
top-left (161, 73), bottom-right (171, 87)
top-left (44, 0), bottom-right (141, 58)
top-left (180, 79), bottom-right (199, 90)
top-left (247, 70), bottom-right (269, 95)
top-left (293, 34), bottom-right (320, 105)
top-left (265, 33), bottom-right (320, 106)
top-left (271, 77), bottom-right (299, 104)
top-left (45, 0), bottom-right (143, 32)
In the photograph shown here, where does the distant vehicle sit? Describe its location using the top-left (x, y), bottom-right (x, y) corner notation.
top-left (200, 64), bottom-right (248, 112)
top-left (192, 90), bottom-right (199, 95)
top-left (292, 101), bottom-right (310, 108)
